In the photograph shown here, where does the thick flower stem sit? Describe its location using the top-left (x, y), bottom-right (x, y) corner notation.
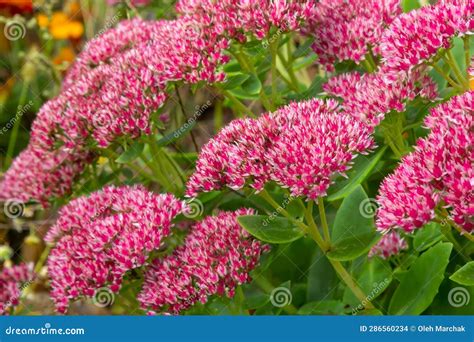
top-left (259, 190), bottom-right (374, 310)
top-left (432, 63), bottom-right (465, 92)
top-left (269, 38), bottom-right (280, 110)
top-left (317, 198), bottom-right (331, 242)
top-left (100, 148), bottom-right (158, 182)
top-left (220, 89), bottom-right (256, 118)
top-left (329, 259), bottom-right (375, 310)
top-left (463, 36), bottom-right (471, 72)
top-left (443, 51), bottom-right (469, 90)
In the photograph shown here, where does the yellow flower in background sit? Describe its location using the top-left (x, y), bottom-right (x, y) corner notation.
top-left (36, 11), bottom-right (84, 40)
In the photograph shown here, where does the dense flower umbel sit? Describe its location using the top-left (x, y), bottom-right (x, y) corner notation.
top-left (33, 17), bottom-right (228, 151)
top-left (187, 99), bottom-right (375, 199)
top-left (138, 209), bottom-right (268, 314)
top-left (1, 16), bottom-right (229, 205)
top-left (380, 0), bottom-right (474, 78)
top-left (176, 0), bottom-right (315, 42)
top-left (376, 91), bottom-right (474, 232)
top-left (323, 67), bottom-right (437, 126)
top-left (0, 264), bottom-right (34, 315)
top-left (369, 232), bottom-right (408, 259)
top-left (46, 186), bottom-right (185, 313)
top-left (305, 0), bottom-right (401, 71)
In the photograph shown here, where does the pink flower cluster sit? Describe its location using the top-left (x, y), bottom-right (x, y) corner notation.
top-left (380, 0), bottom-right (474, 78)
top-left (0, 264), bottom-right (34, 315)
top-left (305, 0), bottom-right (401, 71)
top-left (376, 91), bottom-right (474, 232)
top-left (186, 99), bottom-right (375, 199)
top-left (0, 16), bottom-right (229, 205)
top-left (0, 148), bottom-right (91, 205)
top-left (138, 209), bottom-right (268, 314)
top-left (369, 232), bottom-right (408, 259)
top-left (46, 186), bottom-right (185, 313)
top-left (176, 0), bottom-right (315, 42)
top-left (323, 67), bottom-right (437, 126)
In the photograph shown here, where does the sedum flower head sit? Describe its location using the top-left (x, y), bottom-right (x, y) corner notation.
top-left (187, 99), bottom-right (375, 199)
top-left (380, 0), bottom-right (473, 77)
top-left (369, 232), bottom-right (408, 259)
top-left (0, 264), bottom-right (34, 315)
top-left (46, 186), bottom-right (185, 313)
top-left (376, 91), bottom-right (473, 232)
top-left (138, 209), bottom-right (268, 314)
top-left (305, 0), bottom-right (401, 71)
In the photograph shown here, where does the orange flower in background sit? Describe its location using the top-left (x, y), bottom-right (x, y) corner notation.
top-left (53, 46), bottom-right (76, 65)
top-left (36, 11), bottom-right (84, 40)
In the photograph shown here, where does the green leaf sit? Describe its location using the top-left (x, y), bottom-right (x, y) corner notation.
top-left (221, 73), bottom-right (250, 90)
top-left (306, 248), bottom-right (338, 301)
top-left (401, 0), bottom-right (421, 12)
top-left (413, 222), bottom-right (442, 252)
top-left (240, 74), bottom-right (262, 95)
top-left (327, 233), bottom-right (380, 261)
top-left (237, 215), bottom-right (304, 244)
top-left (115, 142), bottom-right (144, 164)
top-left (328, 147), bottom-right (387, 201)
top-left (298, 300), bottom-right (344, 315)
top-left (328, 186), bottom-right (379, 261)
top-left (388, 242), bottom-right (453, 315)
top-left (344, 257), bottom-right (392, 307)
top-left (450, 262), bottom-right (474, 286)
top-left (293, 37), bottom-right (315, 59)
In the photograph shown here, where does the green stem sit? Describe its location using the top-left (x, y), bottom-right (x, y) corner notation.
top-left (269, 38), bottom-right (280, 110)
top-left (463, 36), bottom-right (471, 73)
top-left (232, 48), bottom-right (273, 111)
top-left (304, 202), bottom-right (329, 251)
top-left (317, 198), bottom-right (331, 242)
top-left (34, 245), bottom-right (51, 274)
top-left (444, 51), bottom-right (469, 89)
top-left (146, 136), bottom-right (184, 193)
top-left (277, 50), bottom-right (299, 91)
top-left (100, 148), bottom-right (157, 182)
top-left (329, 259), bottom-right (375, 310)
top-left (432, 62), bottom-right (464, 92)
top-left (5, 81), bottom-right (29, 168)
top-left (221, 90), bottom-right (256, 118)
top-left (259, 190), bottom-right (374, 310)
